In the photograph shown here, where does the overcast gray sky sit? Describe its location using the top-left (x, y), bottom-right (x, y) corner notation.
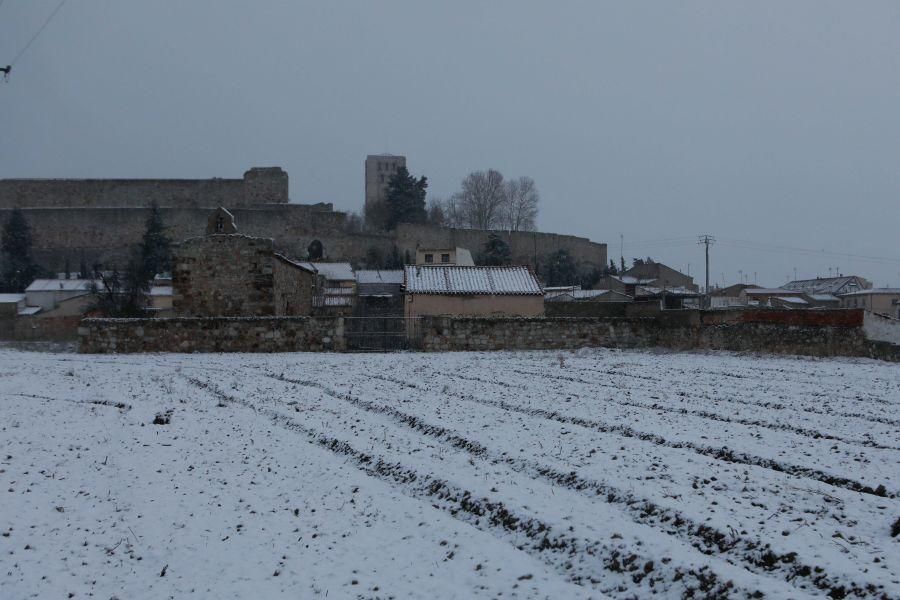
top-left (2, 1), bottom-right (899, 286)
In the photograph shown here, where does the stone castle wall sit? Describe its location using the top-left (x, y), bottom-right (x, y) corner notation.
top-left (0, 167), bottom-right (288, 209)
top-left (0, 166), bottom-right (606, 273)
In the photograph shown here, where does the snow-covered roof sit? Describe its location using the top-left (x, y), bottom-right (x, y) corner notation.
top-left (782, 276), bottom-right (869, 295)
top-left (25, 279), bottom-right (95, 292)
top-left (744, 288), bottom-right (803, 296)
top-left (839, 288), bottom-right (900, 296)
top-left (274, 254), bottom-right (317, 273)
top-left (356, 270), bottom-right (404, 285)
top-left (809, 294), bottom-right (839, 302)
top-left (312, 262), bottom-right (355, 282)
top-left (18, 306), bottom-right (41, 316)
top-left (637, 286), bottom-right (699, 297)
top-left (404, 265), bottom-right (542, 296)
top-left (545, 289), bottom-right (632, 302)
top-left (0, 293), bottom-right (25, 304)
top-left (150, 286), bottom-right (173, 297)
top-left (776, 296), bottom-right (808, 305)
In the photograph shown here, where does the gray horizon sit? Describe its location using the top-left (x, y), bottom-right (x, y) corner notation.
top-left (2, 1), bottom-right (899, 286)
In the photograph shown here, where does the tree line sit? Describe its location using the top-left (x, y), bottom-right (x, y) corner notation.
top-left (0, 204), bottom-right (172, 317)
top-left (360, 167), bottom-right (539, 233)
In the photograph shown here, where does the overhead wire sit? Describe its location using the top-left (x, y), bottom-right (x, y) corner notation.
top-left (9, 0), bottom-right (69, 67)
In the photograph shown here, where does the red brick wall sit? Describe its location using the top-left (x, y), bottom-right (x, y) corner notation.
top-left (737, 309), bottom-right (864, 328)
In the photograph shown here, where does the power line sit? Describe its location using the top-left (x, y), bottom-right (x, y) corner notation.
top-left (9, 0), bottom-right (69, 67)
top-left (716, 237), bottom-right (900, 266)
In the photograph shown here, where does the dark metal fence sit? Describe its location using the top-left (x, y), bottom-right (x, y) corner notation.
top-left (344, 317), bottom-right (422, 352)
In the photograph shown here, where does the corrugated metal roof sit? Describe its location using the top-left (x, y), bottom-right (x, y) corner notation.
top-left (404, 265), bottom-right (542, 296)
top-left (356, 270), bottom-right (404, 285)
top-left (312, 263), bottom-right (355, 281)
top-left (782, 277), bottom-right (868, 294)
top-left (0, 294), bottom-right (25, 303)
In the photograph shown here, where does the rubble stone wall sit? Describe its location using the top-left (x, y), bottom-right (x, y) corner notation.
top-left (79, 316), bottom-right (345, 353)
top-left (173, 235), bottom-right (276, 317)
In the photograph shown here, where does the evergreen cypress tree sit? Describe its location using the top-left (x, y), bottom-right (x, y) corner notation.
top-left (140, 202), bottom-right (172, 280)
top-left (384, 167), bottom-right (428, 230)
top-left (0, 208), bottom-right (42, 293)
top-left (480, 233), bottom-right (512, 266)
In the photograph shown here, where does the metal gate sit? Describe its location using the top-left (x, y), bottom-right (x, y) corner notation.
top-left (344, 317), bottom-right (421, 352)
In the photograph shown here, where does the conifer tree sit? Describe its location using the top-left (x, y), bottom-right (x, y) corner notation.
top-left (0, 208), bottom-right (42, 292)
top-left (384, 167), bottom-right (428, 230)
top-left (139, 202), bottom-right (172, 280)
top-left (480, 233), bottom-right (512, 266)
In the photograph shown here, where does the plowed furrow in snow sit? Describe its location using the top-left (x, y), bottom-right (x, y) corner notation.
top-left (368, 372), bottom-right (894, 499)
top-left (262, 371), bottom-right (890, 599)
top-left (502, 369), bottom-right (898, 450)
top-left (183, 375), bottom-right (779, 599)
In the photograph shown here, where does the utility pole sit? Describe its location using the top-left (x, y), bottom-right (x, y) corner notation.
top-left (697, 235), bottom-right (715, 302)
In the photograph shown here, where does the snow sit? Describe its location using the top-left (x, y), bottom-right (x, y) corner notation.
top-left (311, 263), bottom-right (355, 282)
top-left (0, 294), bottom-right (26, 304)
top-left (25, 279), bottom-right (95, 292)
top-left (355, 270), bottom-right (404, 285)
top-left (405, 265), bottom-right (543, 295)
top-left (1, 347), bottom-right (898, 599)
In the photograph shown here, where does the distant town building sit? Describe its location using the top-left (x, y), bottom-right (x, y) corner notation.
top-left (781, 276), bottom-right (871, 296)
top-left (365, 154), bottom-right (406, 210)
top-left (403, 265), bottom-right (543, 319)
top-left (621, 261), bottom-right (698, 292)
top-left (415, 247), bottom-right (475, 266)
top-left (25, 278), bottom-right (96, 311)
top-left (311, 262), bottom-right (356, 316)
top-left (839, 288), bottom-right (900, 318)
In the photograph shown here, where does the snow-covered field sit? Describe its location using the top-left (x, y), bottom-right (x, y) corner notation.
top-left (1, 347), bottom-right (898, 599)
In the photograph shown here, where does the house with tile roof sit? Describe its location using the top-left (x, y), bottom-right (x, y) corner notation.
top-left (403, 265), bottom-right (544, 319)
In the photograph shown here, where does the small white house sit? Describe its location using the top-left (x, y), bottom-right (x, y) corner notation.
top-left (25, 279), bottom-right (97, 311)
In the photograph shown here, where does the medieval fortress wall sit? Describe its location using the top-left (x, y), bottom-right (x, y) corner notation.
top-left (0, 167), bottom-right (606, 271)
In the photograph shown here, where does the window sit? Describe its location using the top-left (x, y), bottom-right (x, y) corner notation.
top-left (441, 253), bottom-right (450, 263)
top-left (424, 253), bottom-right (434, 264)
top-left (215, 216), bottom-right (224, 233)
top-left (380, 174), bottom-right (384, 183)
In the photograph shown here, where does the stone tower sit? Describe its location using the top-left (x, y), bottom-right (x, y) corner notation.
top-left (364, 154), bottom-right (406, 210)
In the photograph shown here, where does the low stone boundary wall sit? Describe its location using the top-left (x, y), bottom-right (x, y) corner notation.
top-left (1, 315), bottom-right (83, 341)
top-left (77, 309), bottom-right (900, 361)
top-left (79, 316), bottom-right (344, 353)
top-left (418, 316), bottom-right (660, 352)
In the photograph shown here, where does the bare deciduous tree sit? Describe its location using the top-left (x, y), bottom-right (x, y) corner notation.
top-left (500, 176), bottom-right (538, 232)
top-left (453, 169), bottom-right (507, 230)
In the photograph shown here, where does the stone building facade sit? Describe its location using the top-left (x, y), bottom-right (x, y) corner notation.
top-left (173, 234), bottom-right (316, 317)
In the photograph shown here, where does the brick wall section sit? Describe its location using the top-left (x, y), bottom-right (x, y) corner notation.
top-left (173, 235), bottom-right (276, 317)
top-left (273, 256), bottom-right (315, 316)
top-left (79, 317), bottom-right (345, 353)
